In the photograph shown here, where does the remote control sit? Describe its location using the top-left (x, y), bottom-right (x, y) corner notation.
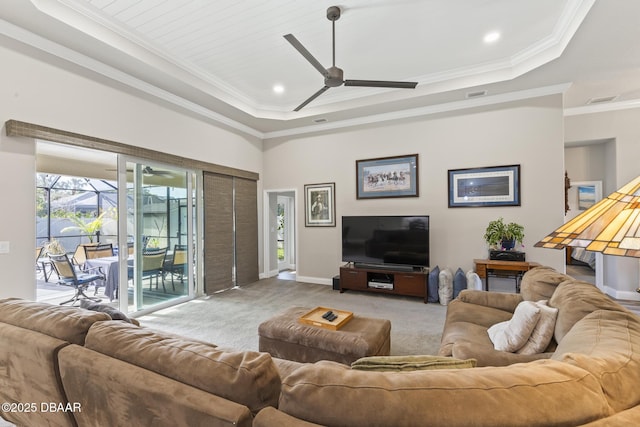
top-left (322, 310), bottom-right (333, 319)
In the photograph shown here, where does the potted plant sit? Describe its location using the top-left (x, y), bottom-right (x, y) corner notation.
top-left (483, 217), bottom-right (525, 250)
top-left (60, 211), bottom-right (109, 243)
top-left (43, 239), bottom-right (66, 255)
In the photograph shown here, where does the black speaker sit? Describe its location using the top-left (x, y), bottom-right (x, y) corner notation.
top-left (332, 275), bottom-right (340, 290)
top-left (489, 250), bottom-right (525, 262)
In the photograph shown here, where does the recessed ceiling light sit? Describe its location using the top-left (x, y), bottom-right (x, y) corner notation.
top-left (273, 84), bottom-right (285, 94)
top-left (483, 31), bottom-right (500, 44)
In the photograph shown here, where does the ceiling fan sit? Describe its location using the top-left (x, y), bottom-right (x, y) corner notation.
top-left (284, 6), bottom-right (418, 111)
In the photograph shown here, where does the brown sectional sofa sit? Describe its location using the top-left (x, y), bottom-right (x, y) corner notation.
top-left (2, 266), bottom-right (640, 426)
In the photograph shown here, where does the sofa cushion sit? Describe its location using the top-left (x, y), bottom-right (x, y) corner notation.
top-left (548, 280), bottom-right (628, 343)
top-left (0, 323), bottom-right (74, 427)
top-left (427, 265), bottom-right (440, 303)
top-left (488, 301), bottom-right (541, 352)
top-left (517, 301), bottom-right (558, 355)
top-left (58, 344), bottom-right (253, 427)
top-left (551, 309), bottom-right (640, 412)
top-left (84, 321), bottom-right (281, 413)
top-left (457, 290), bottom-right (523, 314)
top-left (279, 359), bottom-right (611, 427)
top-left (520, 266), bottom-right (571, 302)
top-left (452, 268), bottom-right (467, 299)
top-left (351, 354), bottom-right (476, 371)
top-left (438, 267), bottom-right (453, 305)
top-left (0, 298), bottom-right (110, 345)
top-left (465, 270), bottom-right (482, 290)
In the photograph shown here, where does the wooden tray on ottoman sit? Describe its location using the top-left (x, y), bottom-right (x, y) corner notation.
top-left (299, 307), bottom-right (353, 330)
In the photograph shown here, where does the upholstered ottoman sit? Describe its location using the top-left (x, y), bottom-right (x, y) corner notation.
top-left (258, 306), bottom-right (391, 365)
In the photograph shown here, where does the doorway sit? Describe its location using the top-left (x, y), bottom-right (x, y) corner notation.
top-left (264, 190), bottom-right (296, 279)
top-left (564, 139), bottom-right (615, 290)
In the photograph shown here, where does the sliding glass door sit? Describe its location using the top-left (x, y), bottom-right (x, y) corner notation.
top-left (118, 158), bottom-right (198, 313)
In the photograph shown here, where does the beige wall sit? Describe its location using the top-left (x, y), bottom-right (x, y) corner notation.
top-left (264, 96), bottom-right (566, 284)
top-left (0, 43), bottom-right (263, 299)
top-left (5, 31), bottom-right (637, 301)
top-left (565, 109), bottom-right (640, 299)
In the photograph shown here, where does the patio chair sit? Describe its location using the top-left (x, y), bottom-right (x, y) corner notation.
top-left (84, 243), bottom-right (114, 295)
top-left (84, 243), bottom-right (114, 260)
top-left (48, 253), bottom-right (105, 306)
top-left (128, 247), bottom-right (168, 292)
top-left (71, 243), bottom-right (98, 267)
top-left (163, 244), bottom-right (188, 291)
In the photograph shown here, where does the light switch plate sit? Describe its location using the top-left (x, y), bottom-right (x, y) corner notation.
top-left (0, 241), bottom-right (9, 254)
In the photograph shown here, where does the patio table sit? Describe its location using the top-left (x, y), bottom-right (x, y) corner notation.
top-left (85, 256), bottom-right (120, 301)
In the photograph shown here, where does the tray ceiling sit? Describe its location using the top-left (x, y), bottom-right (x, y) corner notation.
top-left (2, 0), bottom-right (640, 137)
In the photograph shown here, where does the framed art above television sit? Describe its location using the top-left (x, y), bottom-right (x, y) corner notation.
top-left (448, 164), bottom-right (521, 208)
top-left (356, 154), bottom-right (418, 199)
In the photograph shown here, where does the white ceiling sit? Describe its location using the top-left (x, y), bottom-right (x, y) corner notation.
top-left (2, 0), bottom-right (640, 139)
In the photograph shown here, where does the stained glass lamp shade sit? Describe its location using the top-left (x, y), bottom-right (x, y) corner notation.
top-left (535, 175), bottom-right (640, 257)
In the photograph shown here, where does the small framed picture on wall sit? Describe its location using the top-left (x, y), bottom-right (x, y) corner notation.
top-left (304, 182), bottom-right (336, 227)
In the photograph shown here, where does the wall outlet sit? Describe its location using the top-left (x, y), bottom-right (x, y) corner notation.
top-left (0, 241), bottom-right (9, 254)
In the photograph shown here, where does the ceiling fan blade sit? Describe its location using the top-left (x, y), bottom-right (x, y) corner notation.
top-left (294, 86), bottom-right (330, 111)
top-left (344, 80), bottom-right (418, 89)
top-left (284, 34), bottom-right (328, 78)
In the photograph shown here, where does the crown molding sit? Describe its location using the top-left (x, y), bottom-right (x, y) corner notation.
top-left (0, 18), bottom-right (265, 139)
top-left (264, 83), bottom-right (572, 140)
top-left (564, 99), bottom-right (640, 117)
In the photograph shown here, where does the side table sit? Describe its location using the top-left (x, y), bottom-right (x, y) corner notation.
top-left (473, 259), bottom-right (541, 293)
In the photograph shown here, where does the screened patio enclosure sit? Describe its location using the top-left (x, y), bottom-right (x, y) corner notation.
top-left (36, 166), bottom-right (198, 312)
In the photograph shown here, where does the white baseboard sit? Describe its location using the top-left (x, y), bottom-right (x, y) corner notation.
top-left (260, 269), bottom-right (280, 279)
top-left (604, 286), bottom-right (640, 301)
top-left (295, 275), bottom-right (332, 286)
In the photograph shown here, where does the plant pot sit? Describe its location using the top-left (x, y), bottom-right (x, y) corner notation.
top-left (501, 238), bottom-right (516, 251)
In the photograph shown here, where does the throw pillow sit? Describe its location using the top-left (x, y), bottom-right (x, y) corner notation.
top-left (351, 355), bottom-right (477, 372)
top-left (80, 300), bottom-right (138, 325)
top-left (427, 265), bottom-right (440, 303)
top-left (452, 268), bottom-right (467, 299)
top-left (487, 301), bottom-right (541, 352)
top-left (465, 270), bottom-right (482, 290)
top-left (517, 301), bottom-right (558, 355)
top-left (438, 268), bottom-right (453, 306)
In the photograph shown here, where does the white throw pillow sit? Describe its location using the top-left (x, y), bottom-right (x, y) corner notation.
top-left (517, 301), bottom-right (558, 355)
top-left (438, 268), bottom-right (453, 306)
top-left (466, 270), bottom-right (482, 290)
top-left (488, 301), bottom-right (541, 352)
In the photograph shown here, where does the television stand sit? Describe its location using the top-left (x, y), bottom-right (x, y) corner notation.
top-left (339, 264), bottom-right (428, 303)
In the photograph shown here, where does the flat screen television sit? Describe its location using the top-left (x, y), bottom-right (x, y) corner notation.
top-left (342, 215), bottom-right (429, 269)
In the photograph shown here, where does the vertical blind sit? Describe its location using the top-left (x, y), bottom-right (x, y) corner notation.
top-left (203, 173), bottom-right (234, 294)
top-left (203, 172), bottom-right (258, 294)
top-left (234, 177), bottom-right (259, 286)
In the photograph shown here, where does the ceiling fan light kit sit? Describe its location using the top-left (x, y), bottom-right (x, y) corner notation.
top-left (284, 6), bottom-right (418, 111)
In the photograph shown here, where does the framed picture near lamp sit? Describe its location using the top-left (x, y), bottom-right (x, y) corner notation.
top-left (448, 164), bottom-right (521, 207)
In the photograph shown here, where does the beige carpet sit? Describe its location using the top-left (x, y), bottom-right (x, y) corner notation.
top-left (138, 276), bottom-right (449, 356)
